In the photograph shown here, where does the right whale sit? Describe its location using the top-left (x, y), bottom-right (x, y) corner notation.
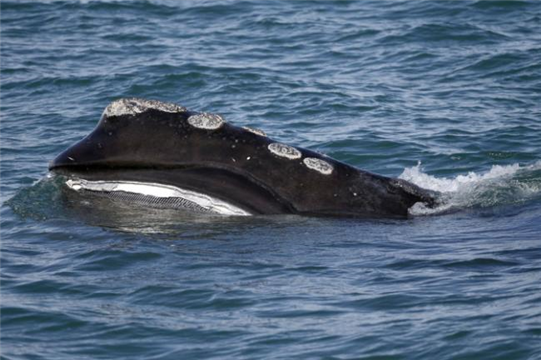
top-left (49, 98), bottom-right (438, 218)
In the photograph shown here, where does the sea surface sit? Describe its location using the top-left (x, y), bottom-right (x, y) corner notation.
top-left (1, 1), bottom-right (541, 359)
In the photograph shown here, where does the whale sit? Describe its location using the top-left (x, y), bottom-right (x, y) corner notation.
top-left (49, 98), bottom-right (437, 218)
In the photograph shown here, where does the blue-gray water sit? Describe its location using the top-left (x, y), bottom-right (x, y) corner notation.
top-left (1, 1), bottom-right (541, 359)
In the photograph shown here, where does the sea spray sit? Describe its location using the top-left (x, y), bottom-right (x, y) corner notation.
top-left (401, 161), bottom-right (541, 215)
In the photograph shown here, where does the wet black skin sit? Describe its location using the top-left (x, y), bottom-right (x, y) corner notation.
top-left (49, 105), bottom-right (438, 218)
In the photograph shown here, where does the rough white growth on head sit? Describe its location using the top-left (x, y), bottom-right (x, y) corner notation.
top-left (243, 126), bottom-right (266, 137)
top-left (268, 143), bottom-right (302, 160)
top-left (303, 157), bottom-right (334, 175)
top-left (103, 98), bottom-right (187, 117)
top-left (188, 113), bottom-right (224, 130)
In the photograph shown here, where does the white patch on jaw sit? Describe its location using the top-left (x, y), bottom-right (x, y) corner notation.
top-left (303, 157), bottom-right (334, 175)
top-left (188, 113), bottom-right (224, 130)
top-left (103, 98), bottom-right (187, 118)
top-left (243, 126), bottom-right (266, 137)
top-left (268, 143), bottom-right (302, 160)
top-left (65, 179), bottom-right (250, 216)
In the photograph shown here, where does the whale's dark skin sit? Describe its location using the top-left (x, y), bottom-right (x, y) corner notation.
top-left (50, 98), bottom-right (437, 218)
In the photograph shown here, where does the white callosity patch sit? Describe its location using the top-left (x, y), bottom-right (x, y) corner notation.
top-left (303, 157), bottom-right (334, 175)
top-left (243, 126), bottom-right (266, 137)
top-left (103, 98), bottom-right (187, 118)
top-left (268, 143), bottom-right (302, 160)
top-left (187, 113), bottom-right (224, 130)
top-left (65, 179), bottom-right (251, 216)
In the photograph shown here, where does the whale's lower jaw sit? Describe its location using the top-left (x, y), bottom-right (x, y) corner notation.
top-left (65, 178), bottom-right (252, 216)
top-left (51, 166), bottom-right (296, 216)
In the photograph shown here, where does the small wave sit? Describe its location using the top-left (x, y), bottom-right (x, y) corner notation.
top-left (400, 161), bottom-right (541, 215)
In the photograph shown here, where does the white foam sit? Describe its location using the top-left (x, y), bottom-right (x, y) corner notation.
top-left (103, 98), bottom-right (187, 118)
top-left (399, 161), bottom-right (541, 215)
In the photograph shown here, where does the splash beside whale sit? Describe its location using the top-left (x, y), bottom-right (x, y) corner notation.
top-left (49, 98), bottom-right (438, 218)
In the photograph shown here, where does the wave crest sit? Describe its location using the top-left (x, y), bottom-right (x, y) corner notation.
top-left (400, 161), bottom-right (541, 215)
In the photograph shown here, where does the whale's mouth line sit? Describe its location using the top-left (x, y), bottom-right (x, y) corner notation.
top-left (64, 178), bottom-right (252, 217)
top-left (50, 161), bottom-right (299, 216)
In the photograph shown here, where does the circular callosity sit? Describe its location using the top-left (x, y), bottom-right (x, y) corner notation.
top-left (268, 143), bottom-right (302, 160)
top-left (188, 113), bottom-right (224, 130)
top-left (303, 157), bottom-right (334, 175)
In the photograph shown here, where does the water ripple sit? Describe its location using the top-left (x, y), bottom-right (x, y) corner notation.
top-left (2, 1), bottom-right (541, 359)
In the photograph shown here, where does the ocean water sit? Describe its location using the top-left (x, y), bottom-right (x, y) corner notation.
top-left (1, 0), bottom-right (541, 359)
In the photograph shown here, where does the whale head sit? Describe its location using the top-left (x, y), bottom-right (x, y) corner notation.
top-left (50, 98), bottom-right (438, 218)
